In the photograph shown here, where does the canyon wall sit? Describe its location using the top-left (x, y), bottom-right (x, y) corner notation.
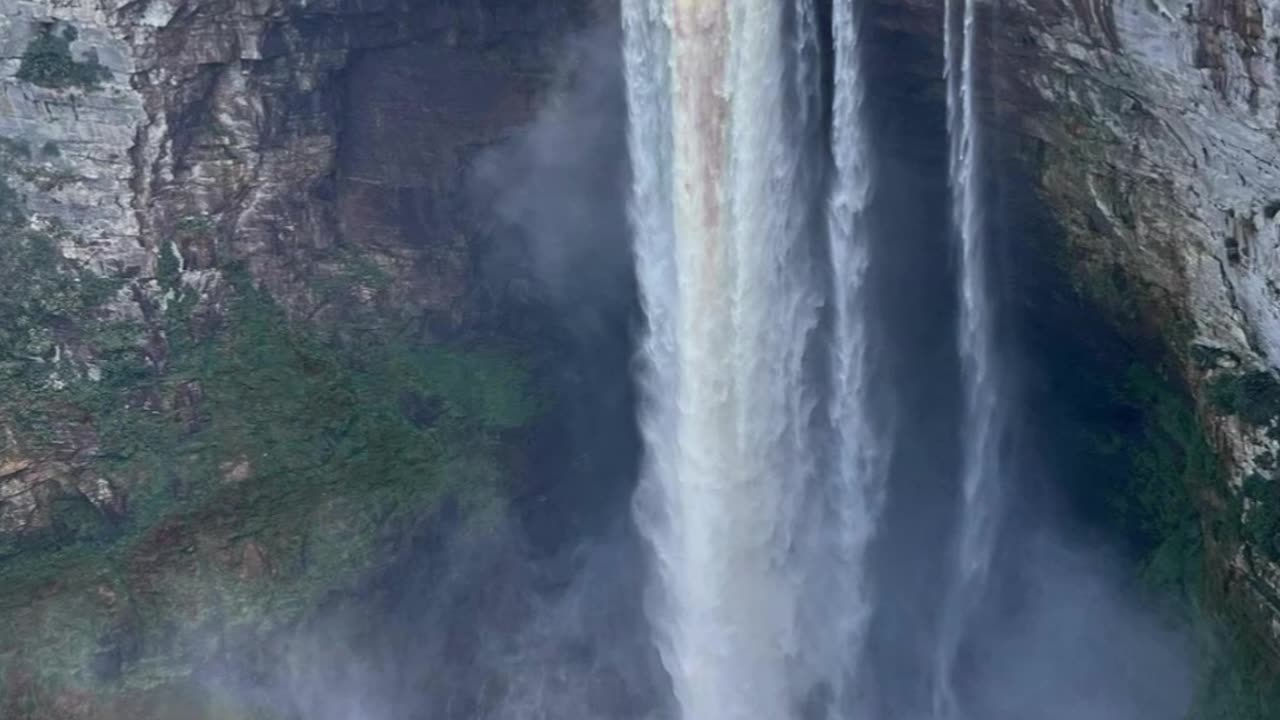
top-left (992, 0), bottom-right (1280, 654)
top-left (878, 0), bottom-right (1280, 667)
top-left (0, 0), bottom-right (611, 715)
top-left (8, 0), bottom-right (1280, 714)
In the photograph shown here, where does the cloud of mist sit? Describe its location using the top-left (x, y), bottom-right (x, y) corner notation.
top-left (199, 23), bottom-right (654, 720)
top-left (865, 459), bottom-right (1198, 720)
top-left (225, 518), bottom-right (658, 720)
top-left (472, 24), bottom-right (633, 326)
top-left (193, 13), bottom-right (1203, 720)
top-left (964, 526), bottom-right (1197, 720)
top-left (860, 63), bottom-right (1200, 720)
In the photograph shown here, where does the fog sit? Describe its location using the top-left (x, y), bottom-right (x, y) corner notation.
top-left (204, 13), bottom-right (1197, 720)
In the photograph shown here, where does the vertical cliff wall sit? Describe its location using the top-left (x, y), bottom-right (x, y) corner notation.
top-left (876, 0), bottom-right (1280, 678)
top-left (996, 0), bottom-right (1280, 657)
top-left (0, 0), bottom-right (613, 715)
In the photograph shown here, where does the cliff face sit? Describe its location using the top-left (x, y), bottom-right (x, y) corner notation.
top-left (10, 0), bottom-right (1280, 713)
top-left (992, 0), bottom-right (1280, 651)
top-left (2, 0), bottom-right (607, 328)
top-left (0, 0), bottom-right (610, 714)
top-left (877, 0), bottom-right (1280, 659)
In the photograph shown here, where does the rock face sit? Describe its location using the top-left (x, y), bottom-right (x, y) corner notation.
top-left (0, 0), bottom-right (605, 552)
top-left (876, 0), bottom-right (1280, 657)
top-left (0, 0), bottom-right (611, 714)
top-left (992, 0), bottom-right (1280, 652)
top-left (1, 0), bottom-right (607, 321)
top-left (9, 0), bottom-right (1280, 711)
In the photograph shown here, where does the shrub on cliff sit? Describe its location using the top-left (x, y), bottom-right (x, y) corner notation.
top-left (1242, 473), bottom-right (1280, 562)
top-left (1207, 369), bottom-right (1280, 428)
top-left (16, 25), bottom-right (112, 91)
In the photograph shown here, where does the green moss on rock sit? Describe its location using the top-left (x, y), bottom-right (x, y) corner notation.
top-left (1079, 363), bottom-right (1280, 718)
top-left (0, 212), bottom-right (543, 715)
top-left (1084, 364), bottom-right (1215, 595)
top-left (1207, 369), bottom-right (1280, 429)
top-left (16, 25), bottom-right (112, 91)
top-left (0, 216), bottom-right (123, 451)
top-left (0, 258), bottom-right (543, 708)
top-left (1242, 474), bottom-right (1280, 564)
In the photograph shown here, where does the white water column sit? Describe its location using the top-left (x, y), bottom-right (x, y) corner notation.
top-left (624, 0), bottom-right (881, 718)
top-left (936, 0), bottom-right (1005, 716)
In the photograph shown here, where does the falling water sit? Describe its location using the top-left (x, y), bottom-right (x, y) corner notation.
top-left (935, 0), bottom-right (1005, 716)
top-left (814, 0), bottom-right (884, 710)
top-left (623, 0), bottom-right (879, 718)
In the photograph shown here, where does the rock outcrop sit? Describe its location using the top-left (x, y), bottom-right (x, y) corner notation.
top-left (10, 0), bottom-right (1280, 712)
top-left (876, 0), bottom-right (1280, 660)
top-left (0, 0), bottom-right (610, 714)
top-left (991, 0), bottom-right (1280, 653)
top-left (0, 0), bottom-right (606, 556)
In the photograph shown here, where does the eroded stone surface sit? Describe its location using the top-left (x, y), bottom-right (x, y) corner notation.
top-left (879, 0), bottom-right (1280, 649)
top-left (0, 0), bottom-right (608, 540)
top-left (0, 1), bottom-right (610, 711)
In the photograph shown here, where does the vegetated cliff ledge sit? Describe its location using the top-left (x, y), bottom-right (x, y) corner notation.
top-left (0, 0), bottom-right (612, 715)
top-left (877, 0), bottom-right (1280, 708)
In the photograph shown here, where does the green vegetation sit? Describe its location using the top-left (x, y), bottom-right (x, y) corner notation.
top-left (16, 25), bottom-right (112, 90)
top-left (1083, 363), bottom-right (1280, 717)
top-left (1242, 473), bottom-right (1280, 563)
top-left (0, 196), bottom-right (121, 450)
top-left (1207, 369), bottom-right (1280, 430)
top-left (155, 241), bottom-right (181, 292)
top-left (1020, 108), bottom-right (1280, 718)
top-left (0, 45), bottom-right (543, 708)
top-left (0, 169), bottom-right (543, 709)
top-left (0, 263), bottom-right (542, 690)
top-left (1094, 365), bottom-right (1212, 596)
top-left (174, 214), bottom-right (214, 242)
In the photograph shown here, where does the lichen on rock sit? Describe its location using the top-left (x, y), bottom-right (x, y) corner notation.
top-left (16, 24), bottom-right (112, 90)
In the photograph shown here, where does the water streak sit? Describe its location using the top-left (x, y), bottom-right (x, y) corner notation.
top-left (936, 0), bottom-right (1005, 716)
top-left (814, 0), bottom-right (884, 710)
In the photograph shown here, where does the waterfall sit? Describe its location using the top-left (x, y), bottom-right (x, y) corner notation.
top-left (935, 0), bottom-right (1005, 715)
top-left (623, 0), bottom-right (880, 717)
top-left (817, 0), bottom-right (884, 709)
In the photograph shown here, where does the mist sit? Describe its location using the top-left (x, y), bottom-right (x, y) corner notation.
top-left (474, 24), bottom-right (634, 328)
top-left (196, 20), bottom-right (659, 720)
top-left (196, 12), bottom-right (1201, 720)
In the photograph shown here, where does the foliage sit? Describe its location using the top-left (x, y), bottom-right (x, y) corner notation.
top-left (1190, 614), bottom-right (1280, 719)
top-left (1096, 365), bottom-right (1280, 718)
top-left (0, 259), bottom-right (542, 696)
top-left (1055, 349), bottom-right (1280, 718)
top-left (174, 214), bottom-right (215, 244)
top-left (1089, 365), bottom-right (1213, 596)
top-left (16, 25), bottom-right (112, 90)
top-left (155, 242), bottom-right (182, 292)
top-left (0, 117), bottom-right (542, 708)
top-left (0, 218), bottom-right (122, 447)
top-left (1207, 369), bottom-right (1280, 429)
top-left (1242, 473), bottom-right (1280, 563)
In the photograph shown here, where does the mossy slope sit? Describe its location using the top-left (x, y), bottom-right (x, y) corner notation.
top-left (0, 178), bottom-right (543, 716)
